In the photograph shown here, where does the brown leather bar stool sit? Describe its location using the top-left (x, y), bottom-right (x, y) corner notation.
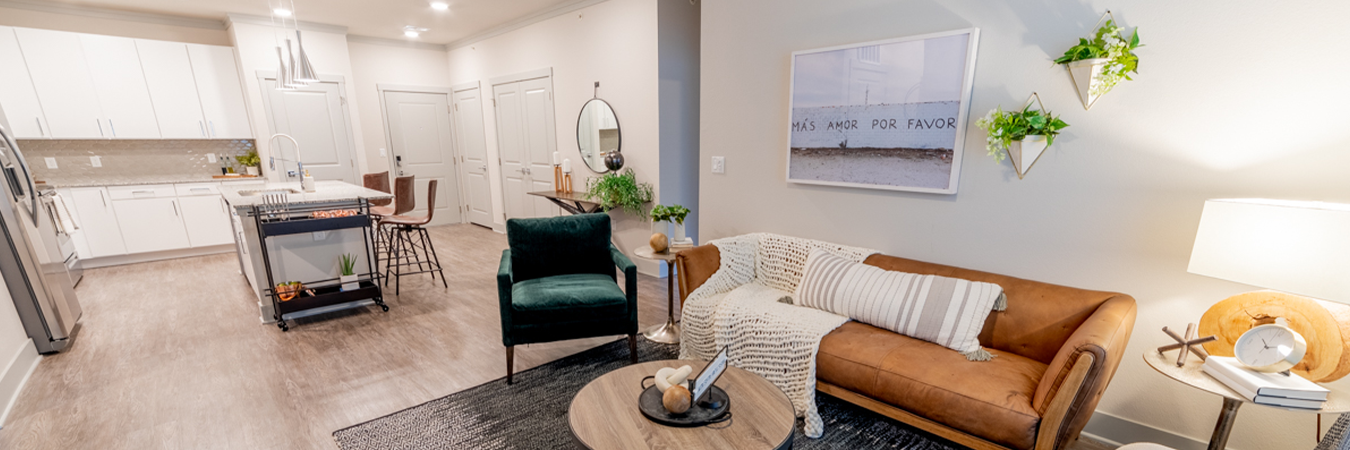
top-left (380, 179), bottom-right (446, 295)
top-left (374, 176), bottom-right (415, 263)
top-left (363, 171), bottom-right (393, 217)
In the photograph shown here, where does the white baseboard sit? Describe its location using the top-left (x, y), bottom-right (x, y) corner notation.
top-left (81, 245), bottom-right (233, 269)
top-left (0, 339), bottom-right (40, 430)
top-left (1082, 410), bottom-right (1207, 450)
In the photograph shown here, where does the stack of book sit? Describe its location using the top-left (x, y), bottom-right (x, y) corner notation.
top-left (669, 238), bottom-right (695, 252)
top-left (1202, 356), bottom-right (1329, 410)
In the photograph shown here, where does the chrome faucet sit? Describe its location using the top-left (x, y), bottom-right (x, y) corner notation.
top-left (267, 133), bottom-right (304, 179)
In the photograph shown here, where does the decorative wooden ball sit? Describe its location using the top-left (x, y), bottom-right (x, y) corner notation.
top-left (662, 385), bottom-right (691, 414)
top-left (650, 233), bottom-right (669, 253)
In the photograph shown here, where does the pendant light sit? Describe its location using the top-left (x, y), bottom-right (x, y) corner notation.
top-left (275, 46), bottom-right (296, 91)
top-left (269, 0), bottom-right (317, 91)
top-left (293, 30), bottom-right (319, 83)
top-left (283, 38), bottom-right (307, 88)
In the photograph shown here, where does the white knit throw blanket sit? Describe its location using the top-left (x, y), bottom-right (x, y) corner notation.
top-left (679, 233), bottom-right (877, 438)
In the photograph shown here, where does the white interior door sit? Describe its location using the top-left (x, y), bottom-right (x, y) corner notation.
top-left (80, 34), bottom-right (160, 139)
top-left (262, 77), bottom-right (356, 184)
top-left (383, 89), bottom-right (461, 225)
top-left (452, 85), bottom-right (493, 227)
top-left (492, 76), bottom-right (559, 220)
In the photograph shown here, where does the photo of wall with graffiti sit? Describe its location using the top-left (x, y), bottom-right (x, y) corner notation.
top-left (787, 29), bottom-right (979, 194)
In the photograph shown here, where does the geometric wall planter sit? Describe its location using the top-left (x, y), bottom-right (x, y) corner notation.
top-left (1006, 134), bottom-right (1048, 180)
top-left (1066, 58), bottom-right (1111, 110)
top-left (1056, 10), bottom-right (1142, 110)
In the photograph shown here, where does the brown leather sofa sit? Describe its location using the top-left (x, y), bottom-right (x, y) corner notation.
top-left (675, 245), bottom-right (1136, 450)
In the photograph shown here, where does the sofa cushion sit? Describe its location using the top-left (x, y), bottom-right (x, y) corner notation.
top-left (511, 274), bottom-right (628, 325)
top-left (817, 321), bottom-right (1047, 450)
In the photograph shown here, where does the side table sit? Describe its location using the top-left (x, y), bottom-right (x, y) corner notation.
top-left (1143, 351), bottom-right (1350, 450)
top-left (633, 246), bottom-right (680, 344)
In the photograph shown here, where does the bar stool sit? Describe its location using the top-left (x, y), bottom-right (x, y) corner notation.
top-left (380, 179), bottom-right (446, 295)
top-left (363, 171), bottom-right (393, 217)
top-left (373, 176), bottom-right (415, 264)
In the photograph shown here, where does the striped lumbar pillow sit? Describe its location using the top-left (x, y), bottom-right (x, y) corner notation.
top-left (795, 249), bottom-right (1006, 361)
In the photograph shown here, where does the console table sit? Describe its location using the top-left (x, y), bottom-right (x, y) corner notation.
top-left (527, 190), bottom-right (601, 215)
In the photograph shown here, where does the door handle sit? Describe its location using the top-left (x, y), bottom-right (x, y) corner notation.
top-left (99, 190), bottom-right (107, 208)
top-left (109, 120), bottom-right (116, 137)
top-left (172, 200), bottom-right (179, 216)
top-left (395, 155), bottom-right (403, 167)
top-left (97, 119), bottom-right (104, 137)
top-left (35, 118), bottom-right (43, 137)
top-left (199, 121), bottom-right (206, 137)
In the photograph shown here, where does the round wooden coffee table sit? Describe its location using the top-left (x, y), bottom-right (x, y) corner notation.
top-left (569, 359), bottom-right (795, 450)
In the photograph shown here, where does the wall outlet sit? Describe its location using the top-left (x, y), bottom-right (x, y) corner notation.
top-left (44, 157), bottom-right (57, 169)
top-left (312, 231), bottom-right (328, 241)
top-left (90, 156), bottom-right (102, 167)
top-left (206, 153), bottom-right (217, 163)
top-left (379, 148), bottom-right (387, 157)
top-left (711, 156), bottom-right (725, 174)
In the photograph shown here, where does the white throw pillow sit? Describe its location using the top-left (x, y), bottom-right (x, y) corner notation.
top-left (795, 249), bottom-right (1006, 361)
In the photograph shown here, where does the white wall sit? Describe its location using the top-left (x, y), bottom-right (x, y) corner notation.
top-left (699, 1), bottom-right (1350, 449)
top-left (0, 277), bottom-right (39, 429)
top-left (348, 40), bottom-right (454, 175)
top-left (446, 0), bottom-right (663, 273)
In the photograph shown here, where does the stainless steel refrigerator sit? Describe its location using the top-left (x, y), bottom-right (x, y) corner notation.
top-left (0, 107), bottom-right (82, 353)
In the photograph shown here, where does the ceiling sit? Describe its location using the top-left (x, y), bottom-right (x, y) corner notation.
top-left (36, 0), bottom-right (586, 44)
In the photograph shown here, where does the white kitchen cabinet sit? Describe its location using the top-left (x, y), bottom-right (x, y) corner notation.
top-left (80, 34), bottom-right (161, 139)
top-left (0, 27), bottom-right (49, 138)
top-left (187, 44), bottom-right (253, 139)
top-left (178, 196), bottom-right (233, 247)
top-left (136, 40), bottom-right (207, 139)
top-left (67, 187), bottom-right (126, 258)
top-left (13, 28), bottom-right (106, 138)
top-left (112, 197), bottom-right (191, 253)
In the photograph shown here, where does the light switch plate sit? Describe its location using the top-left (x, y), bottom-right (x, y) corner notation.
top-left (206, 153), bottom-right (217, 163)
top-left (379, 148), bottom-right (387, 157)
top-left (44, 157), bottom-right (57, 169)
top-left (90, 156), bottom-right (102, 167)
top-left (711, 156), bottom-right (725, 174)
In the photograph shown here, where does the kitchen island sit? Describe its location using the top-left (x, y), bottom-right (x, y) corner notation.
top-left (222, 181), bottom-right (393, 329)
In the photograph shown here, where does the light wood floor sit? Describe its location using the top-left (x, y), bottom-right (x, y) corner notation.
top-left (0, 224), bottom-right (1113, 450)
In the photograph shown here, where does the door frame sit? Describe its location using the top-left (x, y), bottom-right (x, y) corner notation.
top-left (254, 71), bottom-right (360, 183)
top-left (376, 83), bottom-right (466, 225)
top-left (449, 80), bottom-right (499, 230)
top-left (489, 67), bottom-right (556, 222)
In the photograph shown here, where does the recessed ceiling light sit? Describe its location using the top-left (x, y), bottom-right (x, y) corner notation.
top-left (403, 26), bottom-right (428, 38)
top-left (273, 8), bottom-right (292, 17)
top-left (404, 30), bottom-right (420, 38)
top-left (430, 2), bottom-right (449, 11)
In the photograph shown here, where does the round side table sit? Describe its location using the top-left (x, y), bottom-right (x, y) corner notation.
top-left (633, 246), bottom-right (681, 344)
top-left (1143, 351), bottom-right (1350, 450)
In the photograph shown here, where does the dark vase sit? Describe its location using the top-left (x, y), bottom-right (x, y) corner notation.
top-left (603, 151), bottom-right (625, 171)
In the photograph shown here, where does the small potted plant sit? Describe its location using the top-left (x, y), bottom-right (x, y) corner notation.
top-left (975, 103), bottom-right (1068, 179)
top-left (585, 168), bottom-right (654, 218)
top-left (1054, 15), bottom-right (1142, 109)
top-left (651, 204), bottom-right (691, 243)
top-left (339, 253), bottom-right (359, 291)
top-left (237, 150), bottom-right (262, 176)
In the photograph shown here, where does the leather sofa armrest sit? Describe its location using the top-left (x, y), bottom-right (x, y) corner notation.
top-left (675, 244), bottom-right (720, 306)
top-left (1031, 295), bottom-right (1137, 450)
top-left (498, 249), bottom-right (515, 346)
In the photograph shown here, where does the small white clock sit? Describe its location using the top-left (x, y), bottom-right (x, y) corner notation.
top-left (1233, 322), bottom-right (1308, 373)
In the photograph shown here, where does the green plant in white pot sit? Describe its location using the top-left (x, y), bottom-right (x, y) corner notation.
top-left (1055, 14), bottom-right (1142, 109)
top-left (651, 204), bottom-right (691, 243)
top-left (975, 102), bottom-right (1068, 179)
top-left (339, 253), bottom-right (359, 291)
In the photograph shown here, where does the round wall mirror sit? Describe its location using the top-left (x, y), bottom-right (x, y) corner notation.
top-left (576, 98), bottom-right (620, 173)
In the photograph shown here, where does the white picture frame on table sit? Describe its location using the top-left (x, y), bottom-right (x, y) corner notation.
top-left (786, 28), bottom-right (980, 194)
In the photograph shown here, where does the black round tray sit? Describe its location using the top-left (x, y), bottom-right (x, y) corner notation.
top-left (637, 385), bottom-right (729, 427)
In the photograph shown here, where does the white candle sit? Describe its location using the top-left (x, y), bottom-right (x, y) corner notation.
top-left (552, 151), bottom-right (561, 166)
top-left (562, 159), bottom-right (572, 173)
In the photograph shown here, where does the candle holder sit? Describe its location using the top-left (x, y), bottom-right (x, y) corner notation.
top-left (554, 164), bottom-right (563, 192)
top-left (563, 173), bottom-right (573, 194)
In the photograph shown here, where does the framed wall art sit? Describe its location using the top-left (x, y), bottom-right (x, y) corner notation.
top-left (786, 28), bottom-right (980, 194)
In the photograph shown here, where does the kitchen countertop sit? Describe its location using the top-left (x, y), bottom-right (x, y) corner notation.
top-left (220, 180), bottom-right (392, 207)
top-left (40, 175), bottom-right (265, 188)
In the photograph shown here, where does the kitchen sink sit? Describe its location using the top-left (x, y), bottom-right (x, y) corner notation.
top-left (236, 188), bottom-right (303, 197)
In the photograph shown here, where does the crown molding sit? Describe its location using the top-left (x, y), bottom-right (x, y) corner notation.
top-left (0, 0), bottom-right (226, 30)
top-left (225, 13), bottom-right (348, 35)
top-left (347, 34), bottom-right (447, 52)
top-left (445, 0), bottom-right (609, 50)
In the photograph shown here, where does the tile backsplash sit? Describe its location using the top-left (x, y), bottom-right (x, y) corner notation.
top-left (20, 139), bottom-right (256, 186)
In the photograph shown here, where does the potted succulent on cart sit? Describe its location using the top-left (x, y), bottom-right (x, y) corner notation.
top-left (339, 253), bottom-right (359, 292)
top-left (1055, 13), bottom-right (1142, 109)
top-left (650, 204), bottom-right (691, 243)
top-left (975, 99), bottom-right (1068, 180)
top-left (585, 168), bottom-right (653, 218)
top-left (237, 150), bottom-right (262, 176)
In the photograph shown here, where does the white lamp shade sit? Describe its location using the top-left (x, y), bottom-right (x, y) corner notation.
top-left (1188, 199), bottom-right (1350, 304)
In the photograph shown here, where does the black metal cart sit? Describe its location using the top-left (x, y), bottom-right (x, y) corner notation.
top-left (251, 199), bottom-right (387, 331)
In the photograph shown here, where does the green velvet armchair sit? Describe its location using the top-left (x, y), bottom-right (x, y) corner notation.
top-left (498, 213), bottom-right (638, 384)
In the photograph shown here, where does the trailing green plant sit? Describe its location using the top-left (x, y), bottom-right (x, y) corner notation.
top-left (1054, 19), bottom-right (1142, 97)
top-left (237, 150), bottom-right (262, 167)
top-left (585, 169), bottom-right (653, 218)
top-left (974, 105), bottom-right (1069, 162)
top-left (339, 253), bottom-right (357, 276)
top-left (650, 204), bottom-right (690, 225)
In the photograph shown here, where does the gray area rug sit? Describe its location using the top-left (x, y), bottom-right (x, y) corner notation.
top-left (333, 337), bottom-right (962, 449)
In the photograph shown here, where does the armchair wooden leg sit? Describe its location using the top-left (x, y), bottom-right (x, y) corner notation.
top-left (506, 346), bottom-right (515, 385)
top-left (628, 334), bottom-right (638, 364)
